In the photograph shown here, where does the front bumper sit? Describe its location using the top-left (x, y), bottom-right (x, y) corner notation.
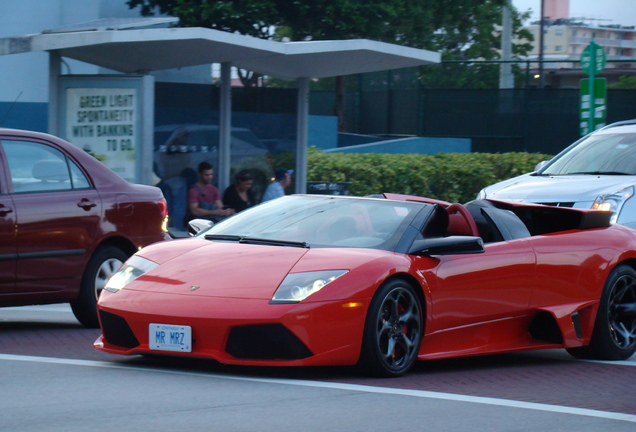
top-left (94, 289), bottom-right (369, 367)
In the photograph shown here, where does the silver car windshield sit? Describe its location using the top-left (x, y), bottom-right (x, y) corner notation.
top-left (201, 195), bottom-right (425, 250)
top-left (542, 132), bottom-right (636, 175)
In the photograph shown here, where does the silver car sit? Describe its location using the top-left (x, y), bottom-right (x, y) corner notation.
top-left (478, 120), bottom-right (636, 229)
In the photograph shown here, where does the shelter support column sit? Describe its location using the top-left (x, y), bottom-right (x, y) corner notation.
top-left (219, 62), bottom-right (232, 194)
top-left (48, 52), bottom-right (61, 135)
top-left (295, 77), bottom-right (309, 194)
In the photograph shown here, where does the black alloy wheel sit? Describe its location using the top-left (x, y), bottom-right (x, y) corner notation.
top-left (567, 264), bottom-right (636, 360)
top-left (359, 279), bottom-right (423, 377)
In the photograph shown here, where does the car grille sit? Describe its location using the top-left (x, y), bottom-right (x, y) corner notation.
top-left (226, 324), bottom-right (313, 360)
top-left (537, 202), bottom-right (575, 207)
top-left (99, 310), bottom-right (140, 349)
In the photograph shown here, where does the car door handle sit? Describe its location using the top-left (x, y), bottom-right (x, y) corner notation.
top-left (0, 205), bottom-right (14, 217)
top-left (77, 198), bottom-right (97, 211)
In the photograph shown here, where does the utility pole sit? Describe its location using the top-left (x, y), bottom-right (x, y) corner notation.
top-left (538, 0), bottom-right (546, 88)
top-left (500, 0), bottom-right (514, 89)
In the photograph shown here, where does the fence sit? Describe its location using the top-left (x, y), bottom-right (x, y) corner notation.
top-left (156, 75), bottom-right (636, 156)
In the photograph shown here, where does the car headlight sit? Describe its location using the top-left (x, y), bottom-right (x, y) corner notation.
top-left (591, 186), bottom-right (634, 223)
top-left (270, 270), bottom-right (349, 303)
top-left (104, 255), bottom-right (159, 293)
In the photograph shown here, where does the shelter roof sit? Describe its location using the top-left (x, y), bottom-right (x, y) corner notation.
top-left (0, 21), bottom-right (440, 79)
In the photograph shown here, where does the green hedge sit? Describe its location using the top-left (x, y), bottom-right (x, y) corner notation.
top-left (279, 149), bottom-right (552, 204)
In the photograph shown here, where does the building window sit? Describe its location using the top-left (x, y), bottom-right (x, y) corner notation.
top-left (555, 45), bottom-right (563, 52)
top-left (555, 29), bottom-right (564, 36)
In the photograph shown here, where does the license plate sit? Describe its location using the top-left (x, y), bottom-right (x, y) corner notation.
top-left (149, 323), bottom-right (192, 352)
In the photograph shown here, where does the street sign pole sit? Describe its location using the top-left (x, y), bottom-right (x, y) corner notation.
top-left (580, 41), bottom-right (607, 136)
top-left (587, 45), bottom-right (596, 133)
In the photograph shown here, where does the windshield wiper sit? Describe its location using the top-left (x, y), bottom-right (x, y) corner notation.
top-left (204, 234), bottom-right (309, 248)
top-left (564, 171), bottom-right (632, 175)
top-left (204, 234), bottom-right (242, 242)
top-left (239, 237), bottom-right (310, 248)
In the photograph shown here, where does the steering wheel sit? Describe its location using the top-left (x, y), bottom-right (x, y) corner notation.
top-left (446, 203), bottom-right (480, 237)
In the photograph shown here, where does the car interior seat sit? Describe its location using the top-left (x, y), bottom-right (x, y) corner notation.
top-left (446, 203), bottom-right (480, 237)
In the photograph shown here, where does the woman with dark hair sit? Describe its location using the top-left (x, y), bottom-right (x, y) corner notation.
top-left (223, 170), bottom-right (256, 213)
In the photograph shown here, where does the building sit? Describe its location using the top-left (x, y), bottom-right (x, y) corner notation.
top-left (527, 22), bottom-right (635, 64)
top-left (519, 0), bottom-right (636, 87)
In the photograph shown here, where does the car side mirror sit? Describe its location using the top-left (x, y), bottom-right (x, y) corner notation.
top-left (409, 236), bottom-right (485, 255)
top-left (188, 218), bottom-right (215, 236)
top-left (534, 160), bottom-right (549, 171)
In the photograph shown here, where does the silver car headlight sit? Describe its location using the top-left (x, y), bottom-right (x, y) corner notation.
top-left (591, 186), bottom-right (634, 223)
top-left (270, 270), bottom-right (349, 303)
top-left (104, 255), bottom-right (159, 293)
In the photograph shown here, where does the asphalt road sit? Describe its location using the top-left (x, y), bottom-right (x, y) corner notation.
top-left (1, 304), bottom-right (635, 432)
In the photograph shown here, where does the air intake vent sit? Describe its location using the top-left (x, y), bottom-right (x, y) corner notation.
top-left (99, 310), bottom-right (140, 349)
top-left (226, 324), bottom-right (313, 360)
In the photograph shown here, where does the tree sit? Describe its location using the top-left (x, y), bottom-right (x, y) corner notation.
top-left (128, 0), bottom-right (281, 38)
top-left (127, 0), bottom-right (533, 125)
top-left (608, 76), bottom-right (636, 90)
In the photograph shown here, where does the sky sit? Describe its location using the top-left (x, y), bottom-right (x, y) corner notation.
top-left (511, 0), bottom-right (636, 27)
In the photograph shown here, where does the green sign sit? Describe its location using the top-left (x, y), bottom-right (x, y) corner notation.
top-left (580, 41), bottom-right (606, 76)
top-left (579, 42), bottom-right (607, 136)
top-left (580, 78), bottom-right (607, 136)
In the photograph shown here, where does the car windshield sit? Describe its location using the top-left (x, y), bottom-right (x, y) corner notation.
top-left (200, 195), bottom-right (425, 250)
top-left (542, 131), bottom-right (636, 175)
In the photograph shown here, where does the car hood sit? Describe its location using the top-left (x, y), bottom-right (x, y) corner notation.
top-left (130, 239), bottom-right (310, 299)
top-left (483, 173), bottom-right (636, 205)
top-left (126, 239), bottom-right (406, 301)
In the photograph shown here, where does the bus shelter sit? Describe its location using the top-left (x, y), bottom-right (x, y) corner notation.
top-left (0, 18), bottom-right (440, 194)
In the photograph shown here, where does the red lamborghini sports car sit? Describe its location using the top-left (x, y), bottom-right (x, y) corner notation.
top-left (95, 194), bottom-right (636, 376)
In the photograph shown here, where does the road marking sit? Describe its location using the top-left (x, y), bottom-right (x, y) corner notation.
top-left (1, 305), bottom-right (72, 313)
top-left (1, 353), bottom-right (635, 423)
top-left (581, 359), bottom-right (636, 366)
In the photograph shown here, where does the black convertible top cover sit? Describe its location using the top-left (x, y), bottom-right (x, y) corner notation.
top-left (484, 200), bottom-right (612, 235)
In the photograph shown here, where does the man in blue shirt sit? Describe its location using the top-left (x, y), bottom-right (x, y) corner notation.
top-left (262, 168), bottom-right (293, 201)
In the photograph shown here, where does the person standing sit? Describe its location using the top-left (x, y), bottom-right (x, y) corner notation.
top-left (187, 161), bottom-right (234, 222)
top-left (262, 168), bottom-right (293, 202)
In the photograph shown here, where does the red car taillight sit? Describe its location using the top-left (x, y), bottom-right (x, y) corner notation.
top-left (158, 197), bottom-right (169, 232)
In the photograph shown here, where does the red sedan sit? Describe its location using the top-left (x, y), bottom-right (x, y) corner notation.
top-left (95, 194), bottom-right (636, 376)
top-left (0, 128), bottom-right (169, 327)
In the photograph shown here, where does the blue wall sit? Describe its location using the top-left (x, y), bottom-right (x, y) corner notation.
top-left (324, 136), bottom-right (471, 154)
top-left (0, 102), bottom-right (47, 132)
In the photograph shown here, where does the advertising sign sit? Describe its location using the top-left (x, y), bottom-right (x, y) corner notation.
top-left (65, 87), bottom-right (137, 182)
top-left (59, 76), bottom-right (154, 185)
